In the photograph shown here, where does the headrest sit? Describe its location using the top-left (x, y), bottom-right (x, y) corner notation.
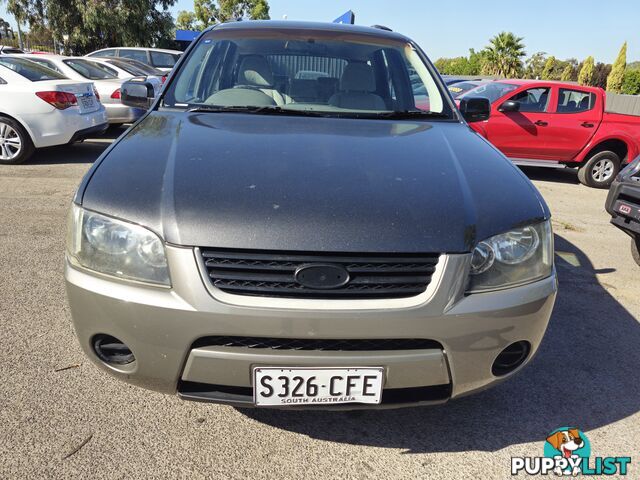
top-left (340, 63), bottom-right (376, 92)
top-left (238, 55), bottom-right (274, 87)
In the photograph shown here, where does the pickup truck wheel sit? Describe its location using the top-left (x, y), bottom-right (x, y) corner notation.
top-left (577, 151), bottom-right (620, 188)
top-left (0, 117), bottom-right (34, 165)
top-left (632, 237), bottom-right (640, 267)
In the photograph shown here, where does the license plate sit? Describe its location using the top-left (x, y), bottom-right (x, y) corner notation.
top-left (78, 95), bottom-right (95, 112)
top-left (253, 367), bottom-right (383, 406)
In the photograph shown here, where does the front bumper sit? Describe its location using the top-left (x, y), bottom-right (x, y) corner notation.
top-left (606, 177), bottom-right (640, 238)
top-left (65, 246), bottom-right (557, 409)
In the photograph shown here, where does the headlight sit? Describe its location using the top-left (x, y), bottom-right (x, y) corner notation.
top-left (467, 220), bottom-right (553, 293)
top-left (66, 204), bottom-right (170, 286)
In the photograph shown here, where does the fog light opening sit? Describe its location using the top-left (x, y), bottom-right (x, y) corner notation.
top-left (92, 334), bottom-right (135, 365)
top-left (492, 341), bottom-right (531, 376)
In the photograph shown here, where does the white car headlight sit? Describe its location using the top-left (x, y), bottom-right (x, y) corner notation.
top-left (467, 220), bottom-right (553, 293)
top-left (66, 204), bottom-right (170, 286)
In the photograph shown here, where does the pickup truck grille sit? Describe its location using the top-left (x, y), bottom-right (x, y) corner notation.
top-left (200, 249), bottom-right (440, 299)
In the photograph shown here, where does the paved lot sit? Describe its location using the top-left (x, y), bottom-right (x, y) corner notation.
top-left (1, 133), bottom-right (639, 479)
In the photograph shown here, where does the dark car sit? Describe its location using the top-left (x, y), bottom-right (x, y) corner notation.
top-left (0, 46), bottom-right (25, 54)
top-left (605, 156), bottom-right (640, 265)
top-left (448, 80), bottom-right (491, 98)
top-left (65, 21), bottom-right (556, 409)
top-left (441, 75), bottom-right (467, 85)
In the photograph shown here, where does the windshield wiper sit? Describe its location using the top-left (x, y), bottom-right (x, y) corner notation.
top-left (371, 111), bottom-right (450, 120)
top-left (187, 105), bottom-right (271, 113)
top-left (186, 105), bottom-right (327, 117)
top-left (185, 105), bottom-right (450, 120)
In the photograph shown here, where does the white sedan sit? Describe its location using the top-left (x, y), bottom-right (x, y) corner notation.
top-left (16, 54), bottom-right (146, 125)
top-left (0, 57), bottom-right (107, 164)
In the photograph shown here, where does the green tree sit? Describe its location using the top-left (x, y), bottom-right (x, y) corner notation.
top-left (622, 69), bottom-right (640, 95)
top-left (434, 49), bottom-right (485, 76)
top-left (593, 62), bottom-right (612, 89)
top-left (2, 0), bottom-right (42, 24)
top-left (578, 56), bottom-right (595, 86)
top-left (607, 41), bottom-right (627, 93)
top-left (525, 51), bottom-right (546, 79)
top-left (467, 48), bottom-right (486, 75)
top-left (560, 64), bottom-right (573, 81)
top-left (176, 10), bottom-right (198, 30)
top-left (0, 17), bottom-right (12, 39)
top-left (434, 58), bottom-right (451, 73)
top-left (6, 0), bottom-right (178, 54)
top-left (194, 0), bottom-right (269, 28)
top-left (482, 31), bottom-right (526, 78)
top-left (541, 56), bottom-right (556, 80)
top-left (434, 56), bottom-right (468, 75)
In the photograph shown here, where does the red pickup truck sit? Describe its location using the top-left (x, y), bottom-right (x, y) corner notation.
top-left (461, 80), bottom-right (640, 188)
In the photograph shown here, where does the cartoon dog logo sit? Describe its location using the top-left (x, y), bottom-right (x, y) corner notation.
top-left (546, 428), bottom-right (586, 476)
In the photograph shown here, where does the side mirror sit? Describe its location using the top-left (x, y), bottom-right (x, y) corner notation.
top-left (459, 97), bottom-right (491, 122)
top-left (121, 79), bottom-right (155, 109)
top-left (498, 100), bottom-right (520, 112)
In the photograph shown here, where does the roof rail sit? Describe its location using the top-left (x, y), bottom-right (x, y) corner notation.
top-left (370, 25), bottom-right (393, 31)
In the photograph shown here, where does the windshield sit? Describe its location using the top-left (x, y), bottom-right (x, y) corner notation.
top-left (111, 58), bottom-right (160, 75)
top-left (163, 28), bottom-right (451, 119)
top-left (0, 57), bottom-right (66, 81)
top-left (107, 59), bottom-right (149, 76)
top-left (63, 59), bottom-right (118, 80)
top-left (460, 82), bottom-right (518, 103)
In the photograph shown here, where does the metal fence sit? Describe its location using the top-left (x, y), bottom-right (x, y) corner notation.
top-left (0, 37), bottom-right (58, 54)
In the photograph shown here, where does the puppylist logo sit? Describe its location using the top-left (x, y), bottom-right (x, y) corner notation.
top-left (511, 427), bottom-right (632, 476)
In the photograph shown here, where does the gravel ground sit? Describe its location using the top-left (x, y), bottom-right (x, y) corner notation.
top-left (0, 134), bottom-right (638, 479)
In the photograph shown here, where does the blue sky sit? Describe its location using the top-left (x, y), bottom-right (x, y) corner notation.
top-left (2, 0), bottom-right (637, 63)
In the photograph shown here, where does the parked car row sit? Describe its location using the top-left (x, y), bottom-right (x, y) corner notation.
top-left (86, 47), bottom-right (181, 73)
top-left (16, 54), bottom-right (147, 125)
top-left (0, 47), bottom-right (178, 164)
top-left (0, 56), bottom-right (107, 164)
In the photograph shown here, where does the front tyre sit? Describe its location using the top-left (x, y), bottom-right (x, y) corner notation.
top-left (0, 116), bottom-right (34, 165)
top-left (577, 151), bottom-right (620, 189)
top-left (632, 236), bottom-right (640, 267)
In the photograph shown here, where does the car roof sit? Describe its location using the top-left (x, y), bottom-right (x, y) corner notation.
top-left (92, 47), bottom-right (182, 54)
top-left (19, 53), bottom-right (64, 60)
top-left (494, 78), bottom-right (601, 91)
top-left (0, 46), bottom-right (24, 53)
top-left (210, 20), bottom-right (410, 42)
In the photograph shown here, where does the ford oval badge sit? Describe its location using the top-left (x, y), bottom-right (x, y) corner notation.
top-left (294, 264), bottom-right (350, 289)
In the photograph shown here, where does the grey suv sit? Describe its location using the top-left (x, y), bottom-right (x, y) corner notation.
top-left (66, 21), bottom-right (557, 409)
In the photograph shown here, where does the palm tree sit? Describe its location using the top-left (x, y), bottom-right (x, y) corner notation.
top-left (482, 32), bottom-right (526, 78)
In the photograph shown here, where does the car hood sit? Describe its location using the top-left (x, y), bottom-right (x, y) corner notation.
top-left (79, 111), bottom-right (548, 253)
